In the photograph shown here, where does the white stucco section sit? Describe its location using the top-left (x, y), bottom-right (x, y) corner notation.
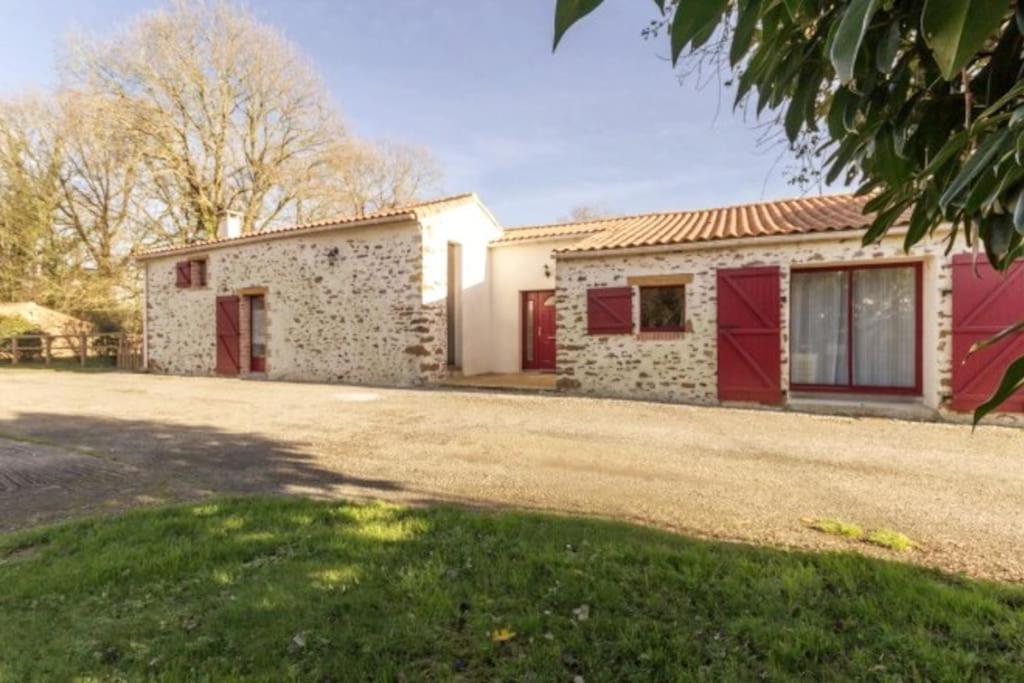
top-left (488, 238), bottom-right (575, 374)
top-left (555, 231), bottom-right (955, 413)
top-left (418, 198), bottom-right (503, 376)
top-left (144, 220), bottom-right (442, 386)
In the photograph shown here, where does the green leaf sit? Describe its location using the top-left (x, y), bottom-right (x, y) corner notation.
top-left (923, 129), bottom-right (969, 176)
top-left (981, 212), bottom-right (1016, 264)
top-left (825, 134), bottom-right (863, 184)
top-left (785, 70), bottom-right (821, 142)
top-left (974, 354), bottom-right (1024, 425)
top-left (553, 0), bottom-right (605, 50)
top-left (939, 129), bottom-right (1011, 210)
top-left (671, 0), bottom-right (731, 64)
top-left (921, 0), bottom-right (1009, 80)
top-left (730, 0), bottom-right (761, 65)
top-left (826, 89), bottom-right (856, 138)
top-left (862, 200), bottom-right (908, 244)
top-left (969, 319), bottom-right (1024, 355)
top-left (904, 187), bottom-right (939, 249)
top-left (782, 0), bottom-right (803, 21)
top-left (1015, 188), bottom-right (1024, 234)
top-left (875, 23), bottom-right (901, 73)
top-left (829, 0), bottom-right (882, 84)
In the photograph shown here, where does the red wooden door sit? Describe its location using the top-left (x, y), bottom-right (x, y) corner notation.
top-left (216, 296), bottom-right (241, 376)
top-left (522, 290), bottom-right (557, 371)
top-left (951, 255), bottom-right (1024, 412)
top-left (717, 267), bottom-right (782, 404)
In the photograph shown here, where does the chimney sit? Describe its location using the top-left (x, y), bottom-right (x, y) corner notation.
top-left (217, 210), bottom-right (244, 239)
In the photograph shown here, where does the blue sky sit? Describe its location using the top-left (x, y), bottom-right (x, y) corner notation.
top-left (0, 0), bottom-right (827, 226)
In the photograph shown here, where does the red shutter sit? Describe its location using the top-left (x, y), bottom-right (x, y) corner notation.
top-left (587, 287), bottom-right (633, 334)
top-left (951, 255), bottom-right (1024, 412)
top-left (215, 296), bottom-right (241, 375)
top-left (717, 266), bottom-right (782, 404)
top-left (175, 261), bottom-right (192, 288)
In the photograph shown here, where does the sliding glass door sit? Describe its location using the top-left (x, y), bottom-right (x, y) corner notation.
top-left (790, 264), bottom-right (921, 394)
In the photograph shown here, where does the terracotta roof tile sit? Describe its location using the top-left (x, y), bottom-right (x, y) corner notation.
top-left (549, 193), bottom-right (890, 255)
top-left (135, 193), bottom-right (478, 260)
top-left (491, 221), bottom-right (610, 245)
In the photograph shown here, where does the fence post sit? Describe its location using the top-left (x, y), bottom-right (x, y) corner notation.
top-left (10, 337), bottom-right (18, 365)
top-left (80, 333), bottom-right (87, 368)
top-left (45, 336), bottom-right (52, 365)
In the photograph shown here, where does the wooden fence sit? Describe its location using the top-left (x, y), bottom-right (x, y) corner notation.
top-left (0, 333), bottom-right (143, 371)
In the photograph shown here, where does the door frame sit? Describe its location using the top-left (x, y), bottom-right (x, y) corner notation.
top-left (521, 289), bottom-right (557, 372)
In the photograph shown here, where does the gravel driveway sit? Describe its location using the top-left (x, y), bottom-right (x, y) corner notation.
top-left (1, 369), bottom-right (1022, 581)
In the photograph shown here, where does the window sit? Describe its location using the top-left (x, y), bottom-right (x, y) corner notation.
top-left (790, 264), bottom-right (920, 394)
top-left (175, 259), bottom-right (208, 289)
top-left (194, 259), bottom-right (207, 288)
top-left (640, 286), bottom-right (685, 332)
top-left (249, 295), bottom-right (266, 372)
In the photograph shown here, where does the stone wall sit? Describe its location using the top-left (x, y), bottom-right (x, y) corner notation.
top-left (145, 220), bottom-right (447, 386)
top-left (555, 231), bottom-right (956, 412)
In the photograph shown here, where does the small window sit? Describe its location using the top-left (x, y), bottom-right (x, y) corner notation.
top-left (175, 260), bottom-right (192, 288)
top-left (177, 259), bottom-right (207, 289)
top-left (640, 286), bottom-right (685, 332)
top-left (194, 259), bottom-right (207, 288)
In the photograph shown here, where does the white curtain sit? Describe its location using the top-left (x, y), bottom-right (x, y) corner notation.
top-left (790, 271), bottom-right (849, 385)
top-left (852, 267), bottom-right (916, 387)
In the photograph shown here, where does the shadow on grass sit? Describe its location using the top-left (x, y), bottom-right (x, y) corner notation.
top-left (0, 497), bottom-right (1022, 681)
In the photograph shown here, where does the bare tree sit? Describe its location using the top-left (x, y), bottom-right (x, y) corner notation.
top-left (52, 92), bottom-right (145, 278)
top-left (562, 205), bottom-right (612, 223)
top-left (0, 97), bottom-right (64, 303)
top-left (298, 140), bottom-right (443, 221)
top-left (2, 0), bottom-right (445, 330)
top-left (62, 0), bottom-right (343, 243)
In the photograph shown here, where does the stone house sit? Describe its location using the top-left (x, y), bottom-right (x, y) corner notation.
top-left (136, 192), bottom-right (1024, 422)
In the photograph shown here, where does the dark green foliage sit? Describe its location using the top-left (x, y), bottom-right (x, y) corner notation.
top-left (554, 0), bottom-right (1022, 420)
top-left (1, 497), bottom-right (1022, 680)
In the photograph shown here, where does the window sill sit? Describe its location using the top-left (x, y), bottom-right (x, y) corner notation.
top-left (637, 331), bottom-right (686, 341)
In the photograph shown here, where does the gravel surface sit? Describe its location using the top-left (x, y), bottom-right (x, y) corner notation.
top-left (1, 370), bottom-right (1022, 581)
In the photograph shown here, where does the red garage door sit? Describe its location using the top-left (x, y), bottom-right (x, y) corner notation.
top-left (951, 255), bottom-right (1024, 412)
top-left (717, 266), bottom-right (782, 404)
top-left (216, 295), bottom-right (241, 376)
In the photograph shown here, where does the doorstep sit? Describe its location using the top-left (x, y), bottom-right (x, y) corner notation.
top-left (442, 372), bottom-right (558, 393)
top-left (787, 392), bottom-right (939, 421)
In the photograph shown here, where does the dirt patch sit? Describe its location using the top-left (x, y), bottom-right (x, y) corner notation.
top-left (0, 369), bottom-right (1022, 582)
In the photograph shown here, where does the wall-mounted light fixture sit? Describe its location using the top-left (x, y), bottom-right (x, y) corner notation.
top-left (544, 263), bottom-right (552, 278)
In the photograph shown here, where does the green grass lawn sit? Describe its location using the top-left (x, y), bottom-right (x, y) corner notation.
top-left (1, 498), bottom-right (1021, 681)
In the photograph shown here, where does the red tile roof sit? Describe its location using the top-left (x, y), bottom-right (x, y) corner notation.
top-left (492, 221), bottom-right (610, 245)
top-left (135, 193), bottom-right (478, 260)
top-left (533, 194), bottom-right (889, 255)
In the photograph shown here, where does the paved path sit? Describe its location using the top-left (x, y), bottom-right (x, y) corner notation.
top-left (1, 370), bottom-right (1022, 581)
